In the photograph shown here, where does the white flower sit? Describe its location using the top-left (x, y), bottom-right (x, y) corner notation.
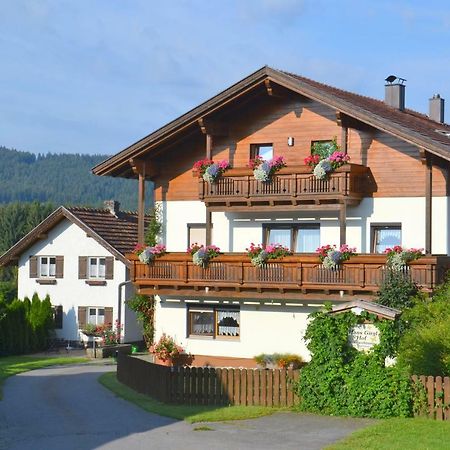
top-left (253, 167), bottom-right (270, 182)
top-left (313, 159), bottom-right (333, 180)
top-left (138, 247), bottom-right (155, 264)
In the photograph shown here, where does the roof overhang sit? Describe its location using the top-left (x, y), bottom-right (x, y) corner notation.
top-left (92, 66), bottom-right (450, 179)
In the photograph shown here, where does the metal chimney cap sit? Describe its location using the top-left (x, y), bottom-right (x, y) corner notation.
top-left (385, 75), bottom-right (407, 85)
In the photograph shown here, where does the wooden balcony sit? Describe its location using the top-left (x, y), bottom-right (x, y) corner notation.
top-left (128, 253), bottom-right (450, 302)
top-left (198, 164), bottom-right (373, 212)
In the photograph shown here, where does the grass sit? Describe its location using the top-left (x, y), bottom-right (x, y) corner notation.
top-left (327, 417), bottom-right (450, 450)
top-left (99, 371), bottom-right (286, 423)
top-left (0, 355), bottom-right (89, 399)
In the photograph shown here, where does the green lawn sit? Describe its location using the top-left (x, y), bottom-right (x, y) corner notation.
top-left (99, 371), bottom-right (286, 423)
top-left (327, 417), bottom-right (450, 450)
top-left (0, 355), bottom-right (89, 399)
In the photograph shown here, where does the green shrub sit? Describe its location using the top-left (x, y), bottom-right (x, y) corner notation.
top-left (126, 294), bottom-right (155, 348)
top-left (377, 270), bottom-right (419, 310)
top-left (295, 306), bottom-right (413, 418)
top-left (397, 277), bottom-right (450, 376)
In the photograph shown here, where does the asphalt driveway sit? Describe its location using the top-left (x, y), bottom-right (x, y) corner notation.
top-left (0, 363), bottom-right (372, 450)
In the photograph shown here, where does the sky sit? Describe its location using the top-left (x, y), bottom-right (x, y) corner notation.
top-left (1, 0), bottom-right (450, 156)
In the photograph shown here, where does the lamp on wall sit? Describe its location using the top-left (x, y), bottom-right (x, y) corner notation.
top-left (287, 136), bottom-right (294, 147)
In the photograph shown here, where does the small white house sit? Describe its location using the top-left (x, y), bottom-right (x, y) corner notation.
top-left (0, 201), bottom-right (144, 344)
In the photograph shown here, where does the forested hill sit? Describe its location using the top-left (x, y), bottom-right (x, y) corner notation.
top-left (0, 147), bottom-right (139, 209)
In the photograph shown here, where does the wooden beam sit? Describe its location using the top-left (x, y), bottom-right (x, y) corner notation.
top-left (198, 117), bottom-right (228, 136)
top-left (206, 208), bottom-right (212, 246)
top-left (206, 134), bottom-right (213, 160)
top-left (339, 202), bottom-right (347, 246)
top-left (425, 154), bottom-right (433, 254)
top-left (265, 79), bottom-right (273, 96)
top-left (130, 158), bottom-right (146, 245)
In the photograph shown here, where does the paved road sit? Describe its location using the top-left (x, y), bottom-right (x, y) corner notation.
top-left (0, 363), bottom-right (372, 450)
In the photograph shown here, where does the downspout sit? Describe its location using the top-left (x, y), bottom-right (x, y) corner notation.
top-left (118, 280), bottom-right (133, 344)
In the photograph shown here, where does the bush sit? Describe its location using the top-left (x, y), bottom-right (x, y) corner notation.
top-left (126, 294), bottom-right (155, 348)
top-left (377, 270), bottom-right (419, 310)
top-left (295, 306), bottom-right (413, 418)
top-left (397, 277), bottom-right (450, 376)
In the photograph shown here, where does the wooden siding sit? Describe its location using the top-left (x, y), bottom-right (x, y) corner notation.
top-left (153, 95), bottom-right (448, 202)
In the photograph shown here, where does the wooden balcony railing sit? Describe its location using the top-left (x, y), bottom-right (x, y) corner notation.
top-left (128, 253), bottom-right (450, 301)
top-left (198, 164), bottom-right (372, 211)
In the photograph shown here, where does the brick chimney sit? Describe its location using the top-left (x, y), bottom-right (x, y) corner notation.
top-left (385, 77), bottom-right (406, 111)
top-left (429, 94), bottom-right (445, 123)
top-left (104, 200), bottom-right (120, 216)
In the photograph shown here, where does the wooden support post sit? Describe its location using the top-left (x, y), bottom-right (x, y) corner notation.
top-left (138, 171), bottom-right (146, 245)
top-left (425, 154), bottom-right (433, 254)
top-left (206, 134), bottom-right (212, 160)
top-left (341, 126), bottom-right (348, 154)
top-left (339, 202), bottom-right (347, 246)
top-left (206, 208), bottom-right (212, 246)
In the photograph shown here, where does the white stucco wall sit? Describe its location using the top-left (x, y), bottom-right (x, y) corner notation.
top-left (154, 297), bottom-right (318, 362)
top-left (17, 219), bottom-right (142, 343)
top-left (161, 197), bottom-right (449, 254)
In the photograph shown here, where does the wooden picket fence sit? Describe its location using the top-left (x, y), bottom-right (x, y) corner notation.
top-left (117, 354), bottom-right (300, 406)
top-left (412, 375), bottom-right (450, 421)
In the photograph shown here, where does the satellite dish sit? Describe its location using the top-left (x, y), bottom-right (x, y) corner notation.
top-left (385, 75), bottom-right (397, 83)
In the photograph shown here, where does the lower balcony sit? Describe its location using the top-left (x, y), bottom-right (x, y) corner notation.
top-left (128, 253), bottom-right (450, 301)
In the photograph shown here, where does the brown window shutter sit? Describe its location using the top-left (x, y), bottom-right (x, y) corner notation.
top-left (29, 256), bottom-right (38, 278)
top-left (78, 306), bottom-right (87, 330)
top-left (105, 257), bottom-right (114, 280)
top-left (55, 256), bottom-right (64, 278)
top-left (78, 256), bottom-right (88, 279)
top-left (104, 307), bottom-right (113, 327)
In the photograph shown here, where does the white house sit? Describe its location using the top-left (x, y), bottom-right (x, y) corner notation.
top-left (93, 67), bottom-right (450, 367)
top-left (0, 201), bottom-right (144, 344)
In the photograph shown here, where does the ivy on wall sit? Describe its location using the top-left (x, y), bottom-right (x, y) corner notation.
top-left (294, 306), bottom-right (414, 419)
top-left (126, 294), bottom-right (155, 349)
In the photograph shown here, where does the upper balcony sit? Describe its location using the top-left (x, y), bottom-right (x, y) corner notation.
top-left (197, 164), bottom-right (373, 212)
top-left (128, 253), bottom-right (450, 302)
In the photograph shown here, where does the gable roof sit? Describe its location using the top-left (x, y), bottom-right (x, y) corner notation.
top-left (92, 66), bottom-right (450, 178)
top-left (0, 206), bottom-right (149, 267)
top-left (331, 299), bottom-right (402, 320)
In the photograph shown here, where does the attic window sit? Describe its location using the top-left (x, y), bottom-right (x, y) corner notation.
top-left (434, 129), bottom-right (450, 138)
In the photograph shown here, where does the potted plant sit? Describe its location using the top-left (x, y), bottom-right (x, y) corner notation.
top-left (134, 243), bottom-right (166, 264)
top-left (316, 244), bottom-right (357, 270)
top-left (187, 243), bottom-right (221, 268)
top-left (150, 333), bottom-right (184, 366)
top-left (246, 243), bottom-right (292, 267)
top-left (248, 155), bottom-right (286, 182)
top-left (192, 159), bottom-right (230, 183)
top-left (304, 138), bottom-right (350, 180)
top-left (254, 353), bottom-right (277, 369)
top-left (384, 246), bottom-right (423, 271)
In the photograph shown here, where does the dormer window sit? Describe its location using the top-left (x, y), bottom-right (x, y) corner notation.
top-left (250, 143), bottom-right (273, 160)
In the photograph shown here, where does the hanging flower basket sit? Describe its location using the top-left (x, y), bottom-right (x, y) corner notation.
top-left (187, 243), bottom-right (221, 268)
top-left (384, 246), bottom-right (423, 271)
top-left (246, 243), bottom-right (292, 267)
top-left (304, 138), bottom-right (350, 180)
top-left (248, 156), bottom-right (286, 182)
top-left (316, 244), bottom-right (357, 270)
top-left (192, 159), bottom-right (230, 183)
top-left (134, 244), bottom-right (166, 264)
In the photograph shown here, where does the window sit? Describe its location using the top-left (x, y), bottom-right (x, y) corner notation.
top-left (187, 223), bottom-right (208, 247)
top-left (250, 143), bottom-right (273, 160)
top-left (88, 307), bottom-right (105, 326)
top-left (264, 224), bottom-right (320, 253)
top-left (39, 256), bottom-right (56, 278)
top-left (371, 224), bottom-right (401, 253)
top-left (188, 306), bottom-right (240, 338)
top-left (88, 257), bottom-right (106, 279)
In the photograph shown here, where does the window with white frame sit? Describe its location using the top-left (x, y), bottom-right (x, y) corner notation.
top-left (39, 256), bottom-right (56, 278)
top-left (264, 224), bottom-right (320, 253)
top-left (87, 307), bottom-right (105, 325)
top-left (188, 306), bottom-right (240, 338)
top-left (88, 257), bottom-right (106, 279)
top-left (371, 224), bottom-right (402, 253)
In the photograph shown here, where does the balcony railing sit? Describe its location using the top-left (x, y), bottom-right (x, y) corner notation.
top-left (198, 164), bottom-right (372, 211)
top-left (128, 253), bottom-right (450, 301)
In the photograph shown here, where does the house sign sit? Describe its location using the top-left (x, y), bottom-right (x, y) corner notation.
top-left (348, 323), bottom-right (380, 352)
